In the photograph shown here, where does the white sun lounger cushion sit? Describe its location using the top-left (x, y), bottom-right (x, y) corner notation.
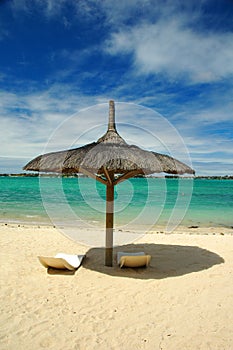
top-left (117, 252), bottom-right (151, 268)
top-left (38, 253), bottom-right (85, 270)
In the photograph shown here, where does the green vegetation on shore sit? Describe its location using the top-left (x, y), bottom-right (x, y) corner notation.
top-left (0, 173), bottom-right (232, 179)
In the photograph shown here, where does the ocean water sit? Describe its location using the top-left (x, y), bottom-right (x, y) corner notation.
top-left (0, 176), bottom-right (232, 230)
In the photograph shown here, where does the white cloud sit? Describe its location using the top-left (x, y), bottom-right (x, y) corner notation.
top-left (0, 27), bottom-right (9, 41)
top-left (106, 20), bottom-right (233, 83)
top-left (9, 0), bottom-right (67, 17)
top-left (1, 0), bottom-right (232, 175)
top-left (0, 93), bottom-right (193, 165)
top-left (193, 162), bottom-right (233, 176)
top-left (0, 88), bottom-right (232, 175)
top-left (0, 87), bottom-right (90, 158)
top-left (7, 0), bottom-right (233, 86)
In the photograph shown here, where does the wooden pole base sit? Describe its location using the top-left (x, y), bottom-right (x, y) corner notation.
top-left (105, 247), bottom-right (113, 267)
top-left (105, 174), bottom-right (114, 267)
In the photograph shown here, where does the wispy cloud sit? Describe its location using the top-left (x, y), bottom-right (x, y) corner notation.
top-left (0, 84), bottom-right (232, 175)
top-left (0, 87), bottom-right (84, 157)
top-left (1, 0), bottom-right (233, 175)
top-left (9, 0), bottom-right (67, 17)
top-left (0, 91), bottom-right (192, 158)
top-left (106, 20), bottom-right (233, 84)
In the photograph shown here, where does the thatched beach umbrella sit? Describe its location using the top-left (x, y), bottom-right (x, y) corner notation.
top-left (24, 100), bottom-right (194, 266)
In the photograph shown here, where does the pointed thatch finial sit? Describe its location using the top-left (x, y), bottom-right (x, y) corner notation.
top-left (108, 100), bottom-right (116, 131)
top-left (97, 99), bottom-right (126, 144)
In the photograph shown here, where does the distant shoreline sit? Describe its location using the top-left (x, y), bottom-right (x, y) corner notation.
top-left (1, 220), bottom-right (233, 233)
top-left (0, 173), bottom-right (233, 180)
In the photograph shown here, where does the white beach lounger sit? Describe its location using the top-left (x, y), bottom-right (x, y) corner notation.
top-left (38, 253), bottom-right (85, 271)
top-left (117, 252), bottom-right (151, 268)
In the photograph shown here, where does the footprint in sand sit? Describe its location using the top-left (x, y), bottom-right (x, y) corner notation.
top-left (39, 336), bottom-right (55, 348)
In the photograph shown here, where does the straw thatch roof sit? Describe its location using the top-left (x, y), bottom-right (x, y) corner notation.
top-left (24, 101), bottom-right (194, 176)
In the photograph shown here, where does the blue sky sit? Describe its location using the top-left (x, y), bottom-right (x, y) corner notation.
top-left (0, 0), bottom-right (233, 175)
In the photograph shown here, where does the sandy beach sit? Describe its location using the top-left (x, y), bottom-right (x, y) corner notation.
top-left (1, 223), bottom-right (233, 350)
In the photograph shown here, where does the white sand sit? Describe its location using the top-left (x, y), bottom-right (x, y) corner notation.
top-left (1, 223), bottom-right (233, 349)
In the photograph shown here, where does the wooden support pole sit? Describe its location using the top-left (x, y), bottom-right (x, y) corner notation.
top-left (105, 173), bottom-right (114, 266)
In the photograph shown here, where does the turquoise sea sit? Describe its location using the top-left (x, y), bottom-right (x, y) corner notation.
top-left (0, 176), bottom-right (232, 230)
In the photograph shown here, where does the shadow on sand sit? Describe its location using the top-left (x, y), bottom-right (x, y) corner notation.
top-left (47, 268), bottom-right (76, 275)
top-left (82, 243), bottom-right (224, 279)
